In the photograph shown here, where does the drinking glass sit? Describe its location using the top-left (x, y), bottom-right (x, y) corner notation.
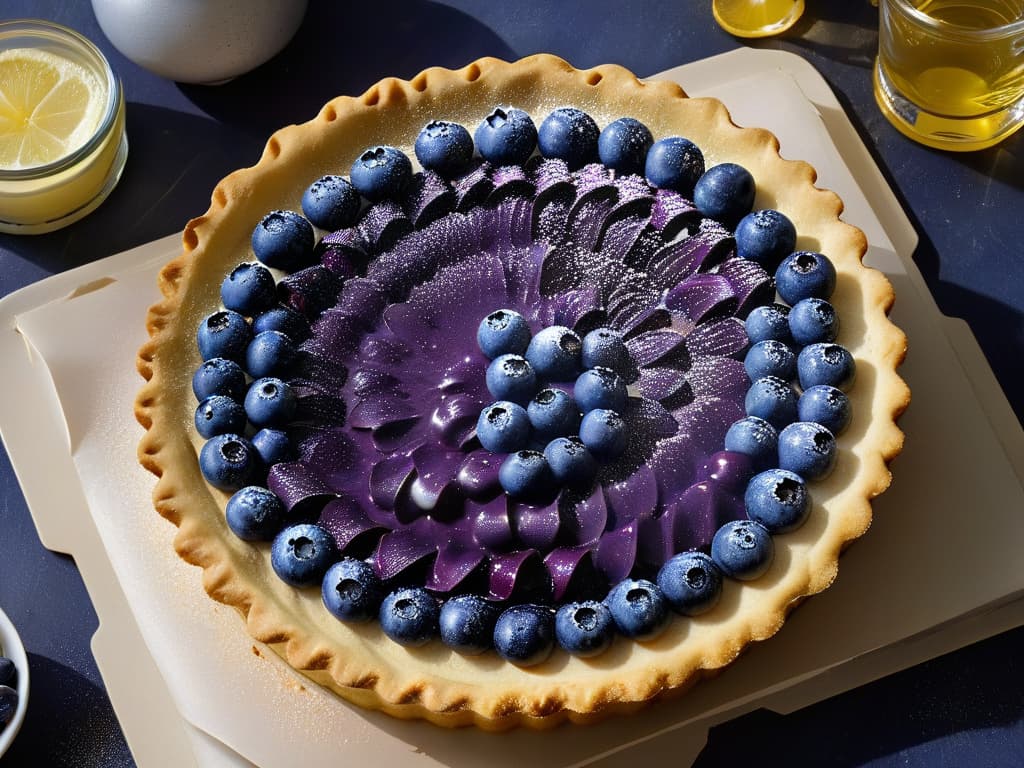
top-left (875, 0), bottom-right (1024, 151)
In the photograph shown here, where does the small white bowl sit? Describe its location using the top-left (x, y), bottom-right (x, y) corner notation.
top-left (91, 0), bottom-right (309, 84)
top-left (0, 608), bottom-right (29, 757)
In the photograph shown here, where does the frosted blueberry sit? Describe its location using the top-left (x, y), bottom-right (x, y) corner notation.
top-left (745, 469), bottom-right (811, 534)
top-left (598, 117), bottom-right (653, 175)
top-left (271, 523), bottom-right (337, 588)
top-left (493, 604), bottom-right (554, 666)
top-left (439, 595), bottom-right (500, 654)
top-left (251, 210), bottom-right (316, 271)
top-left (645, 136), bottom-right (705, 196)
top-left (605, 579), bottom-right (670, 640)
top-left (350, 146), bottom-right (413, 202)
top-left (693, 162), bottom-right (756, 226)
top-left (657, 551), bottom-right (723, 616)
top-left (380, 588), bottom-right (440, 647)
top-left (735, 209), bottom-right (797, 271)
top-left (711, 520), bottom-right (774, 580)
top-left (778, 421), bottom-right (837, 480)
top-left (322, 558), bottom-right (385, 622)
top-left (225, 485), bottom-right (285, 541)
top-left (555, 600), bottom-right (615, 657)
top-left (537, 107), bottom-right (599, 170)
top-left (477, 308), bottom-right (532, 359)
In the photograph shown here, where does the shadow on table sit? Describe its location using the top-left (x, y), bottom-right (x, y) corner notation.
top-left (2, 653), bottom-right (133, 767)
top-left (694, 624), bottom-right (1024, 767)
top-left (0, 103), bottom-right (266, 275)
top-left (177, 0), bottom-right (517, 136)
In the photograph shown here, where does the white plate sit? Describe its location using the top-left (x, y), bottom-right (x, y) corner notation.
top-left (0, 607), bottom-right (30, 757)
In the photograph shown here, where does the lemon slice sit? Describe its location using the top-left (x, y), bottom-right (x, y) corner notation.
top-left (0, 48), bottom-right (105, 171)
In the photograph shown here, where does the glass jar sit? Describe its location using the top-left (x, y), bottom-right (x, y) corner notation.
top-left (0, 19), bottom-right (128, 235)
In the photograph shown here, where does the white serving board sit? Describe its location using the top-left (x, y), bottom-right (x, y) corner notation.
top-left (0, 49), bottom-right (1022, 768)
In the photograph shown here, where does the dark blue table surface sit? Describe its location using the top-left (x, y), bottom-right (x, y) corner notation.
top-left (1, 2), bottom-right (1022, 766)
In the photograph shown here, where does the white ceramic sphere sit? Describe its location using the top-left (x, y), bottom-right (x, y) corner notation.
top-left (91, 0), bottom-right (308, 84)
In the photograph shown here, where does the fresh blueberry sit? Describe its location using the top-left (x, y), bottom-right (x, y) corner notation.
top-left (415, 120), bottom-right (474, 178)
top-left (253, 305), bottom-right (311, 342)
top-left (220, 262), bottom-right (277, 317)
top-left (527, 388), bottom-right (581, 442)
top-left (744, 375), bottom-right (799, 429)
top-left (579, 408), bottom-right (628, 460)
top-left (192, 357), bottom-right (246, 401)
top-left (301, 174), bottom-right (361, 231)
top-left (474, 107), bottom-right (537, 166)
top-left (493, 604), bottom-right (555, 666)
top-left (644, 136), bottom-right (705, 196)
top-left (477, 309), bottom-right (532, 359)
top-left (693, 162), bottom-right (756, 226)
top-left (744, 339), bottom-right (797, 382)
top-left (194, 394), bottom-right (247, 439)
top-left (322, 558), bottom-right (385, 622)
top-left (537, 107), bottom-right (599, 170)
top-left (798, 385), bottom-right (852, 435)
top-left (574, 367), bottom-right (628, 414)
top-left (524, 325), bottom-right (582, 382)
top-left (485, 353), bottom-right (538, 405)
top-left (778, 421), bottom-right (838, 480)
top-left (745, 469), bottom-right (810, 533)
top-left (0, 684), bottom-right (17, 726)
top-left (0, 657), bottom-right (14, 687)
top-left (657, 551), bottom-right (723, 616)
top-left (225, 485), bottom-right (286, 541)
top-left (245, 330), bottom-right (297, 379)
top-left (350, 146), bottom-right (413, 202)
top-left (196, 310), bottom-right (252, 363)
top-left (380, 587), bottom-right (440, 647)
top-left (724, 415), bottom-right (779, 469)
top-left (598, 117), bottom-right (654, 175)
top-left (711, 519), bottom-right (774, 580)
top-left (797, 343), bottom-right (856, 391)
top-left (199, 433), bottom-right (258, 491)
top-left (735, 209), bottom-right (797, 271)
top-left (270, 522), bottom-right (337, 588)
top-left (543, 436), bottom-right (598, 489)
top-left (745, 304), bottom-right (793, 345)
top-left (605, 578), bottom-right (670, 640)
top-left (439, 595), bottom-right (500, 654)
top-left (789, 298), bottom-right (839, 346)
top-left (775, 251), bottom-right (837, 304)
top-left (580, 326), bottom-right (630, 374)
top-left (244, 377), bottom-right (297, 428)
top-left (476, 401), bottom-right (531, 454)
top-left (251, 210), bottom-right (316, 271)
top-left (251, 427), bottom-right (292, 466)
top-left (555, 600), bottom-right (615, 657)
top-left (498, 450), bottom-right (556, 501)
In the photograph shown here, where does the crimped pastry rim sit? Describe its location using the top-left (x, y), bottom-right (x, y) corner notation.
top-left (134, 54), bottom-right (909, 730)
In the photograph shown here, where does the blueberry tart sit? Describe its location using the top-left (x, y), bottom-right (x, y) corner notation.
top-left (136, 55), bottom-right (908, 729)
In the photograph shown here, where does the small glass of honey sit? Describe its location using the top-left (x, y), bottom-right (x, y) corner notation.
top-left (712, 0), bottom-right (806, 38)
top-left (0, 19), bottom-right (128, 234)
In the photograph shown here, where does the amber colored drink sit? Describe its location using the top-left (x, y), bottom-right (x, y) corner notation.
top-left (875, 0), bottom-right (1024, 151)
top-left (712, 0), bottom-right (806, 37)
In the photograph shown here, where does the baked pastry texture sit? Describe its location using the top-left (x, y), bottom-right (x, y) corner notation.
top-left (135, 54), bottom-right (908, 729)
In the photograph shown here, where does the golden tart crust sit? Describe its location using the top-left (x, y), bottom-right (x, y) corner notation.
top-left (135, 53), bottom-right (908, 729)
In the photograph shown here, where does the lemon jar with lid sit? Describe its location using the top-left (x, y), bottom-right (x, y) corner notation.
top-left (0, 19), bottom-right (127, 235)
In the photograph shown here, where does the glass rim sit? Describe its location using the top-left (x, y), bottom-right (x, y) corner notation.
top-left (884, 0), bottom-right (1024, 39)
top-left (0, 18), bottom-right (123, 181)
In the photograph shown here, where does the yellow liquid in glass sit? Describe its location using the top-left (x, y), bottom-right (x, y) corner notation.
top-left (0, 43), bottom-right (126, 233)
top-left (713, 0), bottom-right (806, 37)
top-left (875, 0), bottom-right (1024, 150)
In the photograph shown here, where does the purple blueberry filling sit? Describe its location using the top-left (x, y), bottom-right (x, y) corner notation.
top-left (193, 107), bottom-right (854, 661)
